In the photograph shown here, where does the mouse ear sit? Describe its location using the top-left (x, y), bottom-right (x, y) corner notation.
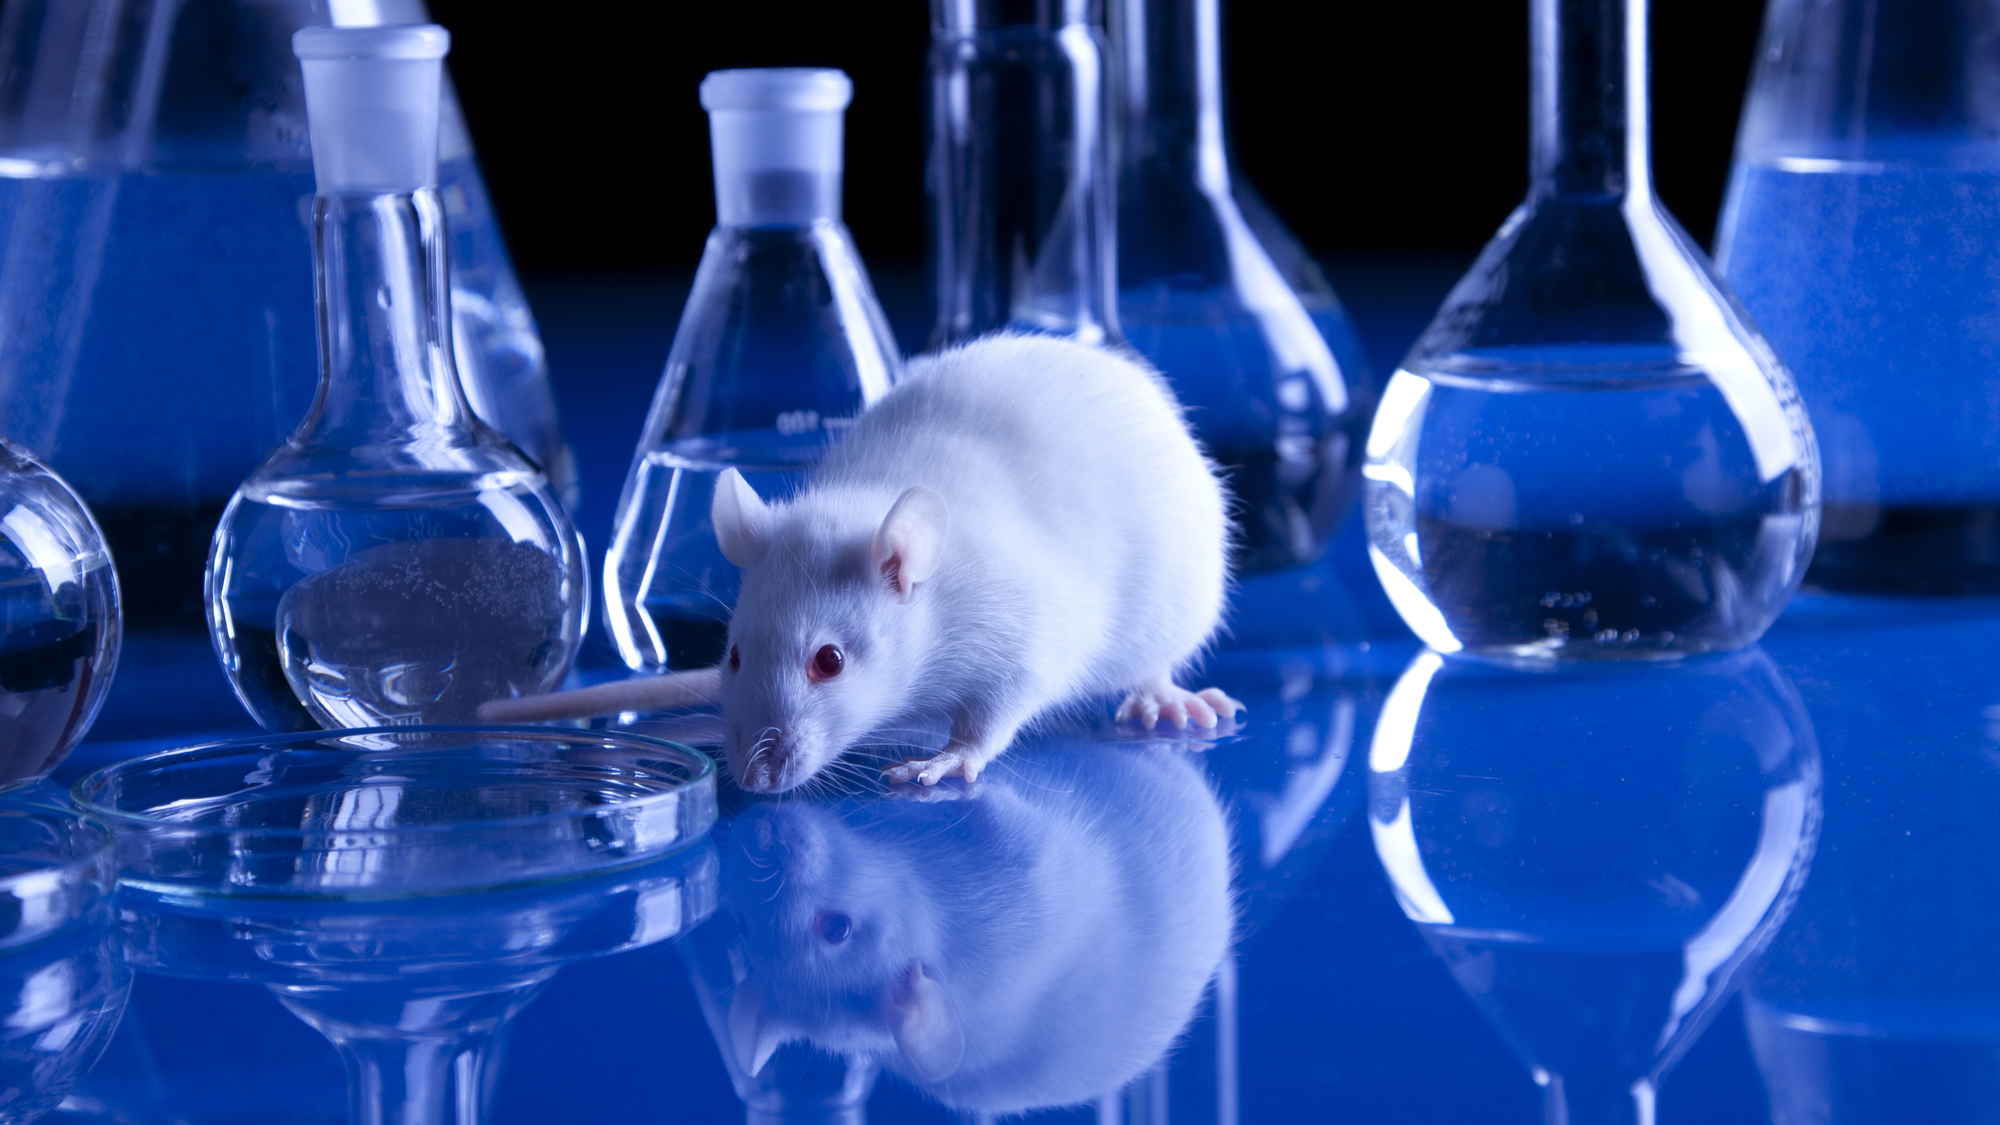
top-left (871, 487), bottom-right (949, 604)
top-left (886, 960), bottom-right (964, 1082)
top-left (713, 468), bottom-right (771, 569)
top-left (727, 979), bottom-right (801, 1078)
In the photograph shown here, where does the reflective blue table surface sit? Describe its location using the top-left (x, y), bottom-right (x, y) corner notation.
top-left (45, 260), bottom-right (2000, 1124)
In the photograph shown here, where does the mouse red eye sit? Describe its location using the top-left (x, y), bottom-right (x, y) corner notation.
top-left (728, 645), bottom-right (740, 671)
top-left (809, 644), bottom-right (844, 682)
top-left (816, 911), bottom-right (852, 944)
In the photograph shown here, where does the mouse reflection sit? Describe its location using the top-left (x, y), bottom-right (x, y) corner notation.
top-left (680, 742), bottom-right (1232, 1118)
top-left (1367, 646), bottom-right (1820, 1125)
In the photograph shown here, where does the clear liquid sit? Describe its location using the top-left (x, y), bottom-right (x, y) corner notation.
top-left (209, 473), bottom-right (581, 730)
top-left (1121, 299), bottom-right (1374, 574)
top-left (1719, 156), bottom-right (2000, 591)
top-left (604, 430), bottom-right (824, 673)
top-left (1364, 359), bottom-right (1813, 657)
top-left (0, 165), bottom-right (567, 630)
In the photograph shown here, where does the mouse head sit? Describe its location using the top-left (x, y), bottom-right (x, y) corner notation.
top-left (711, 469), bottom-right (949, 793)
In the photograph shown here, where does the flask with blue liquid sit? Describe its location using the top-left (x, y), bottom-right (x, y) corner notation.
top-left (604, 69), bottom-right (901, 674)
top-left (1108, 0), bottom-right (1374, 575)
top-left (1363, 0), bottom-right (1820, 659)
top-left (1716, 0), bottom-right (2000, 593)
top-left (204, 24), bottom-right (585, 731)
top-left (927, 0), bottom-right (1119, 346)
top-left (0, 0), bottom-right (573, 636)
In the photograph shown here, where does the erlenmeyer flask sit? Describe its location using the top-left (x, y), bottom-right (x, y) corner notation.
top-left (603, 69), bottom-right (900, 675)
top-left (1363, 0), bottom-right (1820, 660)
top-left (927, 0), bottom-right (1119, 346)
top-left (0, 0), bottom-right (574, 638)
top-left (1716, 0), bottom-right (2000, 593)
top-left (1107, 0), bottom-right (1374, 575)
top-left (0, 440), bottom-right (119, 784)
top-left (204, 25), bottom-right (585, 731)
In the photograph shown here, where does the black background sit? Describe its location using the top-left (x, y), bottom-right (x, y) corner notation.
top-left (424, 1), bottom-right (1769, 274)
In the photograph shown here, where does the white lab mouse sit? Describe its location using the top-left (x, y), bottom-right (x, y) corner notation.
top-left (482, 333), bottom-right (1241, 791)
top-left (710, 741), bottom-right (1234, 1115)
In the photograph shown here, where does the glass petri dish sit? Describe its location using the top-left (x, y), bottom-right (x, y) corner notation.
top-left (72, 725), bottom-right (716, 900)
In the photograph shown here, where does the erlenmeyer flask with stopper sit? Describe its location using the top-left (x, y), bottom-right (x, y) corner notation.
top-left (0, 0), bottom-right (574, 640)
top-left (1108, 0), bottom-right (1374, 575)
top-left (927, 0), bottom-right (1118, 346)
top-left (0, 440), bottom-right (119, 784)
top-left (604, 70), bottom-right (900, 674)
top-left (1363, 0), bottom-right (1820, 659)
top-left (1716, 0), bottom-right (2000, 592)
top-left (205, 24), bottom-right (585, 731)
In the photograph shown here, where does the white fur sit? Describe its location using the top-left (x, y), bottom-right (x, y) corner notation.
top-left (718, 333), bottom-right (1230, 790)
top-left (481, 333), bottom-right (1234, 791)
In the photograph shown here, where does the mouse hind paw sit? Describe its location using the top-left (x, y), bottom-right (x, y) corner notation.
top-left (1116, 680), bottom-right (1245, 730)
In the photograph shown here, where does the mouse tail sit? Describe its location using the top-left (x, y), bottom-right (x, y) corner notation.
top-left (476, 666), bottom-right (722, 722)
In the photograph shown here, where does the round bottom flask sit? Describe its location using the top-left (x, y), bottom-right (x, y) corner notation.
top-left (0, 440), bottom-right (119, 783)
top-left (1367, 337), bottom-right (1816, 658)
top-left (1364, 0), bottom-right (1818, 660)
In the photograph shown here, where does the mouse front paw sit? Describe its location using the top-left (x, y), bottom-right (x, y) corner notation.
top-left (1116, 682), bottom-right (1246, 730)
top-left (884, 750), bottom-right (983, 787)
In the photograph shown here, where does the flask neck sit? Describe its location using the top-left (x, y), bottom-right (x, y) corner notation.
top-left (301, 190), bottom-right (476, 448)
top-left (1531, 0), bottom-right (1652, 201)
top-left (1112, 0), bottom-right (1228, 191)
top-left (932, 0), bottom-right (1098, 32)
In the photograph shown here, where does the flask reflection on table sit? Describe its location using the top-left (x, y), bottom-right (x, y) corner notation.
top-left (681, 741), bottom-right (1231, 1119)
top-left (0, 795), bottom-right (127, 1124)
top-left (70, 726), bottom-right (717, 1125)
top-left (1744, 599), bottom-right (2000, 1122)
top-left (1368, 646), bottom-right (1820, 1125)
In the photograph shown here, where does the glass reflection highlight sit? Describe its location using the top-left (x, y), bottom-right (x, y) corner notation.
top-left (1368, 647), bottom-right (1820, 1125)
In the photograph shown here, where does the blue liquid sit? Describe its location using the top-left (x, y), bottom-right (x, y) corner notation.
top-left (1364, 356), bottom-right (1814, 656)
top-left (1121, 297), bottom-right (1374, 574)
top-left (1718, 156), bottom-right (2000, 589)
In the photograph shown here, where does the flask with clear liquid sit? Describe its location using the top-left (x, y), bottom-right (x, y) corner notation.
top-left (0, 440), bottom-right (119, 784)
top-left (927, 0), bottom-right (1119, 346)
top-left (604, 70), bottom-right (900, 674)
top-left (1716, 0), bottom-right (2000, 593)
top-left (205, 25), bottom-right (585, 731)
top-left (0, 0), bottom-right (574, 636)
top-left (1108, 0), bottom-right (1374, 574)
top-left (1363, 0), bottom-right (1820, 659)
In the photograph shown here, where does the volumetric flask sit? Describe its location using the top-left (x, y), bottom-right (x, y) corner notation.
top-left (604, 69), bottom-right (900, 674)
top-left (927, 0), bottom-right (1119, 346)
top-left (1716, 0), bottom-right (2000, 592)
top-left (0, 0), bottom-right (573, 636)
top-left (1109, 0), bottom-right (1374, 575)
top-left (1363, 0), bottom-right (1819, 660)
top-left (205, 26), bottom-right (585, 731)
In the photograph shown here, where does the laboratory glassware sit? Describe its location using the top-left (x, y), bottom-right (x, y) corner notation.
top-left (1363, 0), bottom-right (1819, 659)
top-left (1108, 0), bottom-right (1374, 575)
top-left (0, 0), bottom-right (573, 635)
top-left (1716, 0), bottom-right (2000, 592)
top-left (205, 25), bottom-right (586, 731)
top-left (74, 726), bottom-right (716, 1125)
top-left (604, 69), bottom-right (900, 674)
top-left (0, 793), bottom-right (127, 1123)
top-left (927, 0), bottom-right (1119, 346)
top-left (1743, 601), bottom-right (2000, 1121)
top-left (1368, 647), bottom-right (1819, 1125)
top-left (0, 440), bottom-right (118, 786)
